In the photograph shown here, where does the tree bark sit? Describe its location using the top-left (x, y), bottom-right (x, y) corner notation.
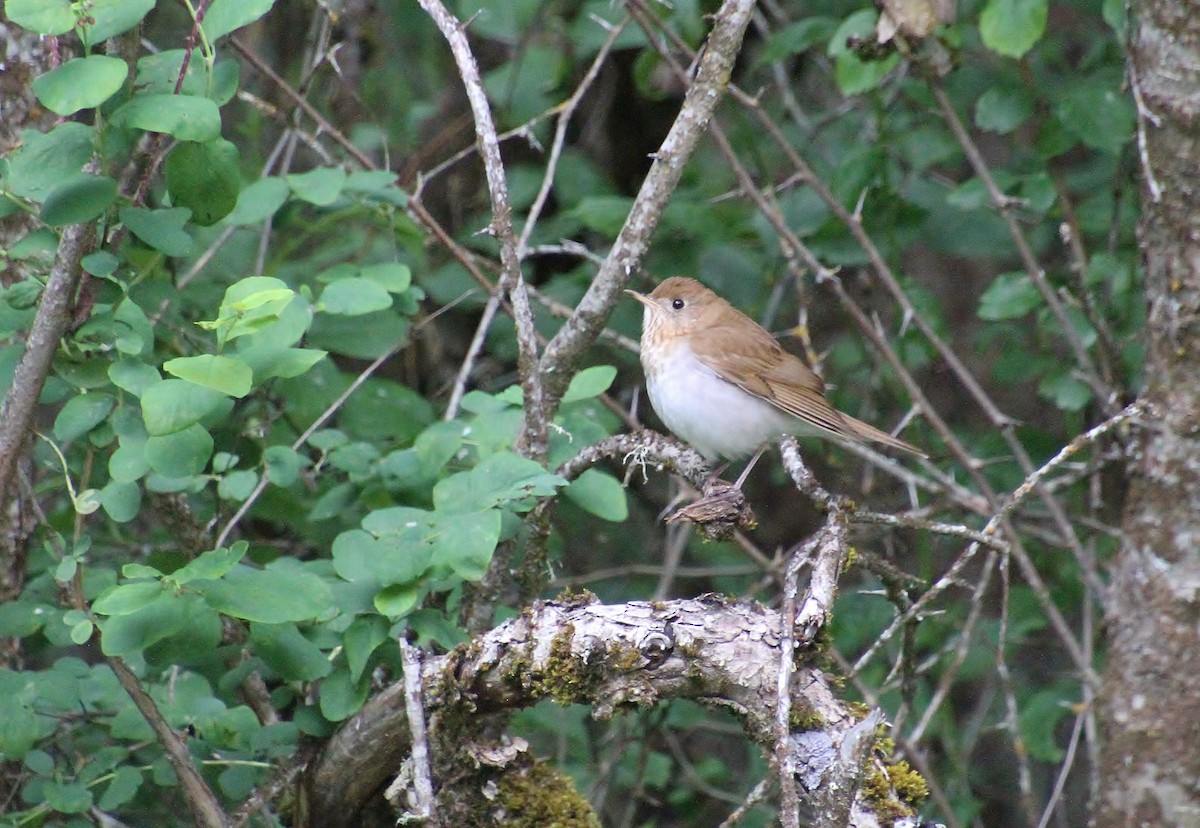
top-left (1096, 2), bottom-right (1200, 825)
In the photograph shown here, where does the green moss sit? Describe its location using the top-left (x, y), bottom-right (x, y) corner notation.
top-left (788, 700), bottom-right (826, 731)
top-left (496, 761), bottom-right (602, 828)
top-left (859, 736), bottom-right (930, 823)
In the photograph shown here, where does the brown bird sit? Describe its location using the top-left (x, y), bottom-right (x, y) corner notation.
top-left (626, 277), bottom-right (923, 467)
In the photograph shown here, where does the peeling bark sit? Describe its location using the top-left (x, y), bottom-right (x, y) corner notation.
top-left (1096, 1), bottom-right (1200, 826)
top-left (300, 595), bottom-right (920, 827)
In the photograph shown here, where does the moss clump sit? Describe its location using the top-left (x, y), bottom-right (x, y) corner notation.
top-left (496, 761), bottom-right (602, 828)
top-left (788, 700), bottom-right (826, 731)
top-left (859, 736), bottom-right (930, 823)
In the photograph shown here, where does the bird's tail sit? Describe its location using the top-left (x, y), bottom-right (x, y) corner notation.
top-left (842, 413), bottom-right (926, 458)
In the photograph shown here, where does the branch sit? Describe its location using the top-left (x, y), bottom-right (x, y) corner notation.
top-left (0, 222), bottom-right (93, 508)
top-left (537, 0), bottom-right (759, 406)
top-left (416, 0), bottom-right (546, 458)
top-left (302, 595), bottom-right (917, 828)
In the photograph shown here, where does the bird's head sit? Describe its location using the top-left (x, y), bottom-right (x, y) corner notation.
top-left (625, 276), bottom-right (727, 341)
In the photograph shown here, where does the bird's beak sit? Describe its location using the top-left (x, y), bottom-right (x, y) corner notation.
top-left (624, 289), bottom-right (657, 312)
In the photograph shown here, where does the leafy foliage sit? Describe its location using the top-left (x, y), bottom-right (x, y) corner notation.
top-left (0, 0), bottom-right (1141, 824)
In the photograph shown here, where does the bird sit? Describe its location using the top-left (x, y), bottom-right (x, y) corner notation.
top-left (626, 276), bottom-right (923, 476)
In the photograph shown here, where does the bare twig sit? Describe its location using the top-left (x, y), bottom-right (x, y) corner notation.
top-left (537, 0), bottom-right (760, 407)
top-left (416, 0), bottom-right (546, 458)
top-left (398, 638), bottom-right (438, 823)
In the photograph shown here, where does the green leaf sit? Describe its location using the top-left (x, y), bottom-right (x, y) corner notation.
top-left (99, 767), bottom-right (143, 811)
top-left (562, 365), bottom-right (617, 403)
top-left (53, 393), bottom-right (114, 442)
top-left (78, 0), bottom-right (156, 42)
top-left (97, 592), bottom-right (201, 656)
top-left (93, 581), bottom-right (165, 616)
top-left (1038, 371), bottom-right (1092, 412)
top-left (196, 277), bottom-right (296, 346)
top-left (317, 278), bottom-right (393, 316)
top-left (39, 174), bottom-right (119, 226)
top-left (237, 345), bottom-right (327, 383)
top-left (332, 526), bottom-right (433, 587)
top-left (43, 780), bottom-right (92, 814)
top-left (263, 445), bottom-right (304, 486)
top-left (318, 665), bottom-right (369, 722)
top-left (978, 272), bottom-right (1041, 320)
top-left (218, 469), bottom-right (258, 501)
top-left (5, 0), bottom-right (74, 34)
top-left (980, 0), bottom-right (1047, 59)
top-left (163, 355), bottom-right (254, 398)
top-left (974, 87), bottom-right (1034, 134)
top-left (108, 359), bottom-right (161, 397)
top-left (564, 469), bottom-right (628, 522)
top-left (119, 206), bottom-right (193, 257)
top-left (82, 250), bottom-right (119, 277)
top-left (142, 379), bottom-right (227, 435)
top-left (194, 566), bottom-right (333, 623)
top-left (1055, 78), bottom-right (1135, 156)
top-left (3, 122), bottom-right (92, 201)
top-left (286, 168), bottom-right (347, 206)
top-left (414, 420), bottom-right (464, 476)
top-left (99, 480), bottom-right (141, 523)
top-left (1018, 690), bottom-right (1069, 761)
top-left (203, 0), bottom-right (277, 41)
top-left (165, 139), bottom-right (242, 226)
top-left (432, 452), bottom-right (565, 513)
top-left (110, 94), bottom-right (222, 141)
top-left (758, 17), bottom-right (839, 63)
top-left (170, 543), bottom-right (248, 585)
top-left (144, 424), bottom-right (214, 476)
top-left (250, 622), bottom-right (331, 681)
top-left (224, 177), bottom-right (290, 225)
top-left (432, 509), bottom-right (502, 580)
top-left (135, 49), bottom-right (239, 103)
top-left (373, 583), bottom-right (421, 618)
top-left (828, 11), bottom-right (900, 95)
top-left (32, 55), bottom-right (128, 115)
top-left (69, 619), bottom-right (94, 645)
top-left (360, 263), bottom-right (412, 293)
top-left (343, 615), bottom-right (389, 682)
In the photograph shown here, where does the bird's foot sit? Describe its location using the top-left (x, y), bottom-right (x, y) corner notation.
top-left (665, 478), bottom-right (757, 540)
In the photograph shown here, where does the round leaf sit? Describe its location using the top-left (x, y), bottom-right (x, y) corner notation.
top-left (249, 622), bottom-right (332, 681)
top-left (144, 424), bottom-right (214, 476)
top-left (39, 174), bottom-right (119, 226)
top-left (142, 379), bottom-right (226, 435)
top-left (317, 278), bottom-right (393, 316)
top-left (53, 393), bottom-right (114, 442)
top-left (165, 139), bottom-right (241, 226)
top-left (119, 206), bottom-right (193, 257)
top-left (564, 469), bottom-right (628, 522)
top-left (163, 355), bottom-right (253, 398)
top-left (224, 177), bottom-right (290, 225)
top-left (194, 567), bottom-right (332, 623)
top-left (111, 94), bottom-right (221, 142)
top-left (286, 168), bottom-right (347, 206)
top-left (32, 55), bottom-right (128, 115)
top-left (4, 0), bottom-right (74, 34)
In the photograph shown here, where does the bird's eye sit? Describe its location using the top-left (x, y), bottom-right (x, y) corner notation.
top-left (671, 298), bottom-right (685, 310)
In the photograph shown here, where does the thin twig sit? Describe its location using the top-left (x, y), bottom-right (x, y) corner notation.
top-left (416, 0), bottom-right (546, 458)
top-left (214, 340), bottom-right (406, 548)
top-left (399, 638), bottom-right (438, 823)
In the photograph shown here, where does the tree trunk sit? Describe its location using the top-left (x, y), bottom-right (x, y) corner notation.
top-left (1096, 2), bottom-right (1200, 825)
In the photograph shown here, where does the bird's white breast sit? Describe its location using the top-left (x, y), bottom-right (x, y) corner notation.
top-left (642, 339), bottom-right (797, 461)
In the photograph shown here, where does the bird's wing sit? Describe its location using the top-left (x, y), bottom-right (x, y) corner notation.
top-left (690, 323), bottom-right (853, 438)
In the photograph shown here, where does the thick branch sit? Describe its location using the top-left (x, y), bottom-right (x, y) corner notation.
top-left (303, 596), bottom-right (916, 827)
top-left (0, 223), bottom-right (93, 508)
